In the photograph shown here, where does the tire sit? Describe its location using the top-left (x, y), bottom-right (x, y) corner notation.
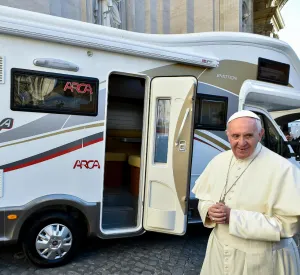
top-left (22, 212), bottom-right (83, 268)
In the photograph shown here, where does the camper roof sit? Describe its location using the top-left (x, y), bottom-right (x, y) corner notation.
top-left (0, 5), bottom-right (299, 72)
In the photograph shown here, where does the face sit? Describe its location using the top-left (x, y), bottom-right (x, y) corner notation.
top-left (226, 117), bottom-right (264, 159)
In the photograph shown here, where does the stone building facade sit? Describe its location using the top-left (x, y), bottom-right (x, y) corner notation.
top-left (0, 0), bottom-right (288, 37)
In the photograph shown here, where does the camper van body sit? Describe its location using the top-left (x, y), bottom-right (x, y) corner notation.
top-left (0, 6), bottom-right (300, 267)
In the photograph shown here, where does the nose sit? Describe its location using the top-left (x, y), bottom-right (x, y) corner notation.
top-left (238, 137), bottom-right (247, 146)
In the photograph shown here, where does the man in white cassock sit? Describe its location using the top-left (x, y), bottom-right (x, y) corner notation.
top-left (192, 110), bottom-right (300, 275)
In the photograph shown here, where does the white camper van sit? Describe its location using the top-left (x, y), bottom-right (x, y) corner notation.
top-left (0, 6), bottom-right (300, 267)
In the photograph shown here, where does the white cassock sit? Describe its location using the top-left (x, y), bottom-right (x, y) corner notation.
top-left (192, 142), bottom-right (300, 275)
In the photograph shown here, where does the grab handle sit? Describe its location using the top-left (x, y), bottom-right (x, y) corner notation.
top-left (175, 108), bottom-right (190, 147)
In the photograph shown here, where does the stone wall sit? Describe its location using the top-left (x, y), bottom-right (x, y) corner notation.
top-left (0, 0), bottom-right (287, 36)
top-left (0, 0), bottom-right (94, 22)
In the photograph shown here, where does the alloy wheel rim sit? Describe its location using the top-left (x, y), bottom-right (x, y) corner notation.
top-left (35, 223), bottom-right (73, 260)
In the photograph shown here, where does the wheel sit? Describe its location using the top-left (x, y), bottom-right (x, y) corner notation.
top-left (22, 212), bottom-right (83, 268)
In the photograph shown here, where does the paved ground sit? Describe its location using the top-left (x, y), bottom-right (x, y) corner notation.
top-left (0, 225), bottom-right (211, 275)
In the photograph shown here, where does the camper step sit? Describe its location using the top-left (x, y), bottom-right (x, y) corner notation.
top-left (102, 206), bottom-right (137, 229)
top-left (103, 189), bottom-right (136, 207)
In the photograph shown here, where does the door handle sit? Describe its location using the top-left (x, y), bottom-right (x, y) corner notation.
top-left (175, 108), bottom-right (190, 147)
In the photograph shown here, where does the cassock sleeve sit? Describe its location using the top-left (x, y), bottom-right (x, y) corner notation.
top-left (229, 164), bottom-right (300, 242)
top-left (192, 162), bottom-right (216, 228)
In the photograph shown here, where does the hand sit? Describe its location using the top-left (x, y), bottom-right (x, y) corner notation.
top-left (207, 203), bottom-right (226, 224)
top-left (207, 203), bottom-right (231, 224)
top-left (221, 203), bottom-right (231, 224)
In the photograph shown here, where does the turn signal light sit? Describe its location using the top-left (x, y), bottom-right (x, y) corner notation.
top-left (7, 214), bottom-right (17, 220)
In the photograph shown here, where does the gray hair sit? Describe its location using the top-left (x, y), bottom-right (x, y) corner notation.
top-left (255, 118), bottom-right (263, 132)
top-left (226, 117), bottom-right (263, 132)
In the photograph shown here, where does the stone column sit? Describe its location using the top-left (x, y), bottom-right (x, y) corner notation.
top-left (219, 0), bottom-right (240, 32)
top-left (194, 0), bottom-right (214, 32)
top-left (170, 0), bottom-right (187, 34)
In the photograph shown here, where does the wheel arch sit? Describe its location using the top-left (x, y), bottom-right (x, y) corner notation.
top-left (6, 195), bottom-right (100, 242)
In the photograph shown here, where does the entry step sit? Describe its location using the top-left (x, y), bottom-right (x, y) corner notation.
top-left (102, 206), bottom-right (137, 229)
top-left (103, 188), bottom-right (136, 207)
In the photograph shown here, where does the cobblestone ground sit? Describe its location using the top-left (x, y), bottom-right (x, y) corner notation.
top-left (0, 225), bottom-right (211, 275)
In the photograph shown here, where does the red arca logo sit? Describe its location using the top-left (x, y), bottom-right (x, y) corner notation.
top-left (0, 118), bottom-right (14, 131)
top-left (64, 82), bottom-right (93, 95)
top-left (73, 160), bottom-right (100, 169)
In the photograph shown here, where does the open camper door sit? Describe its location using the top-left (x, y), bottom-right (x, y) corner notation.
top-left (143, 76), bottom-right (197, 235)
top-left (239, 80), bottom-right (300, 113)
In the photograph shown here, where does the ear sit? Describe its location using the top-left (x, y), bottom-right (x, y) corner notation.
top-left (259, 128), bottom-right (265, 140)
top-left (225, 129), bottom-right (229, 138)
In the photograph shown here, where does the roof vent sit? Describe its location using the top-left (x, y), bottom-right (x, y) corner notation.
top-left (0, 56), bottom-right (4, 84)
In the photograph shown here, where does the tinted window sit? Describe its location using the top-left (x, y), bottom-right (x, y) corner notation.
top-left (255, 112), bottom-right (290, 157)
top-left (195, 94), bottom-right (228, 130)
top-left (257, 58), bottom-right (290, 86)
top-left (154, 99), bottom-right (170, 163)
top-left (11, 68), bottom-right (99, 116)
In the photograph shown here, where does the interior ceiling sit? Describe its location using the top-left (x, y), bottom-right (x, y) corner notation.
top-left (108, 74), bottom-right (145, 99)
top-left (276, 115), bottom-right (300, 125)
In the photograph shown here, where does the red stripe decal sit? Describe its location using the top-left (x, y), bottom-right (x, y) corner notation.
top-left (194, 137), bottom-right (222, 152)
top-left (4, 138), bottom-right (103, 173)
top-left (83, 137), bottom-right (103, 147)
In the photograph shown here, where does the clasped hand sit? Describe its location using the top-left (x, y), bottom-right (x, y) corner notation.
top-left (207, 203), bottom-right (231, 224)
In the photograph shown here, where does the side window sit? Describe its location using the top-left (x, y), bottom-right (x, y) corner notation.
top-left (264, 118), bottom-right (282, 154)
top-left (11, 68), bottom-right (99, 116)
top-left (255, 113), bottom-right (267, 146)
top-left (255, 112), bottom-right (289, 157)
top-left (194, 94), bottom-right (228, 130)
top-left (154, 99), bottom-right (170, 163)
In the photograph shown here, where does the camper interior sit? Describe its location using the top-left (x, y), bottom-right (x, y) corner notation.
top-left (102, 73), bottom-right (146, 230)
top-left (271, 110), bottom-right (300, 160)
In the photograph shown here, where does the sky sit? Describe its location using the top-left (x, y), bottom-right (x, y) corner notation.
top-left (278, 0), bottom-right (300, 58)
